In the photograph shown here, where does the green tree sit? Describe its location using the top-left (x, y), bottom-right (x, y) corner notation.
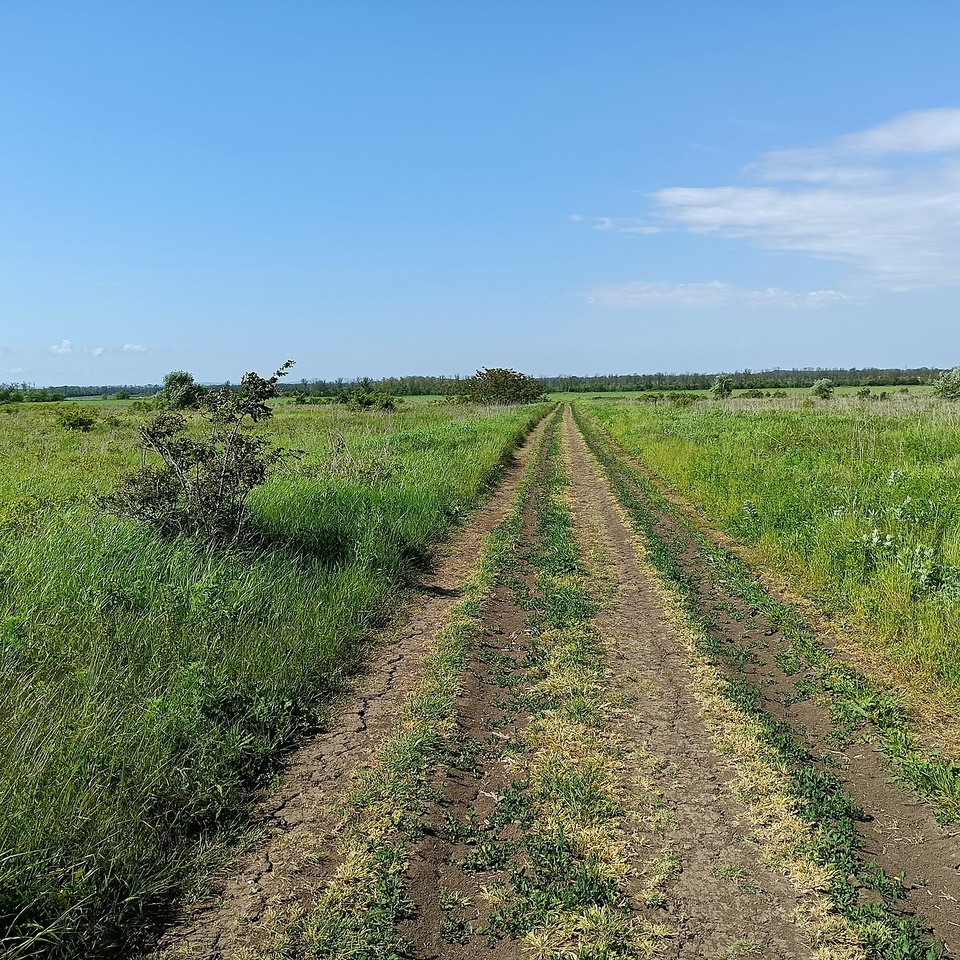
top-left (156, 370), bottom-right (205, 410)
top-left (811, 378), bottom-right (835, 399)
top-left (932, 367), bottom-right (960, 399)
top-left (711, 374), bottom-right (733, 399)
top-left (459, 368), bottom-right (546, 404)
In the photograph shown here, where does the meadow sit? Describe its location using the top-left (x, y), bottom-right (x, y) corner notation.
top-left (584, 393), bottom-right (960, 709)
top-left (0, 398), bottom-right (546, 958)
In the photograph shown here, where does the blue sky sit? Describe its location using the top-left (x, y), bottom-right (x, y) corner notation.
top-left (2, 2), bottom-right (960, 385)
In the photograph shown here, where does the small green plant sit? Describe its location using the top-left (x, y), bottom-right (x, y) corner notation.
top-left (101, 361), bottom-right (296, 543)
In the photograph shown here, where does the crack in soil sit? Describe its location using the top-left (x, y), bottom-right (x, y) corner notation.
top-left (150, 416), bottom-right (552, 960)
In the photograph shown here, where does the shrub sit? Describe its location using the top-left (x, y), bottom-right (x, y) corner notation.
top-left (811, 378), bottom-right (835, 399)
top-left (459, 367), bottom-right (546, 404)
top-left (156, 370), bottom-right (206, 410)
top-left (711, 375), bottom-right (733, 399)
top-left (55, 405), bottom-right (98, 432)
top-left (100, 361), bottom-right (296, 543)
top-left (933, 367), bottom-right (960, 400)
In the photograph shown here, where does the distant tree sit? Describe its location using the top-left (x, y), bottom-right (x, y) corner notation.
top-left (113, 390), bottom-right (131, 400)
top-left (156, 370), bottom-right (206, 410)
top-left (459, 368), bottom-right (546, 404)
top-left (711, 374), bottom-right (733, 399)
top-left (811, 378), bottom-right (835, 399)
top-left (932, 367), bottom-right (960, 400)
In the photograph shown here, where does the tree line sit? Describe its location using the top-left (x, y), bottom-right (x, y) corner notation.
top-left (5, 366), bottom-right (954, 401)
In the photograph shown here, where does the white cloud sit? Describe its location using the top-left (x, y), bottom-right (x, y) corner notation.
top-left (587, 280), bottom-right (849, 309)
top-left (598, 107), bottom-right (960, 291)
top-left (122, 343), bottom-right (147, 353)
top-left (50, 339), bottom-right (73, 355)
top-left (594, 216), bottom-right (661, 234)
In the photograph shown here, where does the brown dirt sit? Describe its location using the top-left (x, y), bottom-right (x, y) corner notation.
top-left (561, 408), bottom-right (812, 959)
top-left (580, 410), bottom-right (960, 954)
top-left (394, 424), bottom-right (554, 960)
top-left (151, 416), bottom-right (552, 960)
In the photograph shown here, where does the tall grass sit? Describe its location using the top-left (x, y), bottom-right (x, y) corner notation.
top-left (0, 399), bottom-right (546, 958)
top-left (584, 396), bottom-right (960, 701)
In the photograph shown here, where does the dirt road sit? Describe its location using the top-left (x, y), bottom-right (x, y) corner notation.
top-left (154, 405), bottom-right (958, 959)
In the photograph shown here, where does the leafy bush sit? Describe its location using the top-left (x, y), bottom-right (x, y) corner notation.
top-left (336, 390), bottom-right (397, 410)
top-left (711, 375), bottom-right (733, 399)
top-left (155, 370), bottom-right (206, 410)
top-left (55, 405), bottom-right (98, 432)
top-left (933, 367), bottom-right (960, 400)
top-left (811, 378), bottom-right (835, 399)
top-left (101, 361), bottom-right (296, 543)
top-left (459, 367), bottom-right (546, 404)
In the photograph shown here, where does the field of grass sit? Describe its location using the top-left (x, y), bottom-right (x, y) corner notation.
top-left (0, 399), bottom-right (547, 958)
top-left (582, 394), bottom-right (960, 708)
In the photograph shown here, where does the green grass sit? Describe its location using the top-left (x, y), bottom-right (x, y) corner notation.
top-left (579, 396), bottom-right (960, 705)
top-left (0, 399), bottom-right (548, 958)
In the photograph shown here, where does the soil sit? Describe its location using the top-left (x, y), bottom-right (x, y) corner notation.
top-left (151, 416), bottom-right (552, 960)
top-left (561, 408), bottom-right (811, 959)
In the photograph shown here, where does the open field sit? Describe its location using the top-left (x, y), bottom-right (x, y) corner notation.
top-left (3, 397), bottom-right (960, 959)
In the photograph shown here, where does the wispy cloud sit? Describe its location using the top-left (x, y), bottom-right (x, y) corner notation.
top-left (637, 107), bottom-right (960, 290)
top-left (48, 340), bottom-right (146, 358)
top-left (587, 280), bottom-right (849, 309)
top-left (593, 217), bottom-right (662, 234)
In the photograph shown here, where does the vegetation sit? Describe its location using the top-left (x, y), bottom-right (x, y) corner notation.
top-left (101, 362), bottom-right (296, 544)
top-left (932, 367), bottom-right (960, 400)
top-left (811, 377), bottom-right (835, 398)
top-left (458, 367), bottom-right (547, 405)
top-left (0, 396), bottom-right (547, 957)
top-left (154, 370), bottom-right (206, 410)
top-left (584, 396), bottom-right (960, 703)
top-left (711, 374), bottom-right (733, 399)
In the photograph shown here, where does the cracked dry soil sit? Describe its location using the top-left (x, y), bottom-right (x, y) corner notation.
top-left (152, 417), bottom-right (551, 960)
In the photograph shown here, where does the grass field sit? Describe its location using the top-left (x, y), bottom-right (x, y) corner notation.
top-left (582, 394), bottom-right (960, 710)
top-left (0, 399), bottom-right (546, 958)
